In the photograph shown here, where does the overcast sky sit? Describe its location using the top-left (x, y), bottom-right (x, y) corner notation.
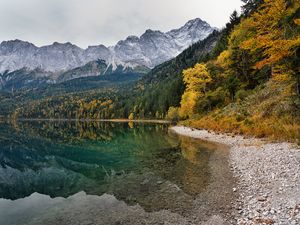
top-left (0, 0), bottom-right (243, 48)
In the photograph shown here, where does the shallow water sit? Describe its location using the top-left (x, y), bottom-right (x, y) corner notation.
top-left (0, 121), bottom-right (235, 225)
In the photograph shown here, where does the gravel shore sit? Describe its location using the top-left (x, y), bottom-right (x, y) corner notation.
top-left (171, 126), bottom-right (300, 225)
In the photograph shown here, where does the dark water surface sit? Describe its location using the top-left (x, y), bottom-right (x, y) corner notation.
top-left (0, 121), bottom-right (235, 225)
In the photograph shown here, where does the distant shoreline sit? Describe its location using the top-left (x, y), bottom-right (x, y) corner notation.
top-left (15, 118), bottom-right (172, 124)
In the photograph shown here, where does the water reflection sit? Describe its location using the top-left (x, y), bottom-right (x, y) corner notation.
top-left (0, 192), bottom-right (192, 225)
top-left (0, 120), bottom-right (233, 223)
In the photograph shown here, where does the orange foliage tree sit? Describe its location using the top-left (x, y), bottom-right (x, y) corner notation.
top-left (238, 0), bottom-right (299, 88)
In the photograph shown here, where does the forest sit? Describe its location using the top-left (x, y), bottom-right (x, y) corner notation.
top-left (3, 0), bottom-right (300, 141)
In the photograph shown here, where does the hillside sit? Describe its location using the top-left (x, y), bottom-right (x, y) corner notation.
top-left (7, 30), bottom-right (221, 120)
top-left (175, 0), bottom-right (300, 142)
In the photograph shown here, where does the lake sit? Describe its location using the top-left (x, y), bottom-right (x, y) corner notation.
top-left (0, 121), bottom-right (236, 225)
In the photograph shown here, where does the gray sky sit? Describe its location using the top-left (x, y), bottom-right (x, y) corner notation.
top-left (0, 0), bottom-right (243, 48)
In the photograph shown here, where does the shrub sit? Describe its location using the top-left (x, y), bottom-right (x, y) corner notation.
top-left (128, 113), bottom-right (134, 120)
top-left (235, 89), bottom-right (250, 101)
top-left (166, 107), bottom-right (180, 121)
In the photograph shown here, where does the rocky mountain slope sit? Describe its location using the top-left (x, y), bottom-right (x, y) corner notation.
top-left (0, 18), bottom-right (214, 75)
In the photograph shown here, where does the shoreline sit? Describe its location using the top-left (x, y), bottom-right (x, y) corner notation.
top-left (13, 118), bottom-right (172, 124)
top-left (171, 126), bottom-right (300, 225)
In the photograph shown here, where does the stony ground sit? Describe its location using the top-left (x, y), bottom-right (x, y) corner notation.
top-left (171, 126), bottom-right (300, 225)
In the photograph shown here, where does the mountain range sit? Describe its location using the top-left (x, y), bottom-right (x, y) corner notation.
top-left (0, 18), bottom-right (214, 89)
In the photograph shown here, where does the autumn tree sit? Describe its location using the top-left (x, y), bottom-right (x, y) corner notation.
top-left (179, 63), bottom-right (212, 118)
top-left (237, 0), bottom-right (300, 93)
top-left (128, 113), bottom-right (134, 120)
top-left (166, 107), bottom-right (180, 121)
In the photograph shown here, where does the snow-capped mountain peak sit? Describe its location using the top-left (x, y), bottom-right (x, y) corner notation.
top-left (167, 18), bottom-right (213, 48)
top-left (0, 17), bottom-right (215, 76)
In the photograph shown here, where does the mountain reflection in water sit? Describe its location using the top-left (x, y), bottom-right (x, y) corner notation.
top-left (0, 120), bottom-right (234, 225)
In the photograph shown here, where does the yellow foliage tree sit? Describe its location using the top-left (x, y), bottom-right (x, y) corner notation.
top-left (166, 107), bottom-right (180, 121)
top-left (179, 63), bottom-right (212, 118)
top-left (237, 0), bottom-right (300, 71)
top-left (128, 113), bottom-right (134, 120)
top-left (179, 91), bottom-right (199, 118)
top-left (216, 50), bottom-right (232, 69)
top-left (183, 63), bottom-right (212, 92)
